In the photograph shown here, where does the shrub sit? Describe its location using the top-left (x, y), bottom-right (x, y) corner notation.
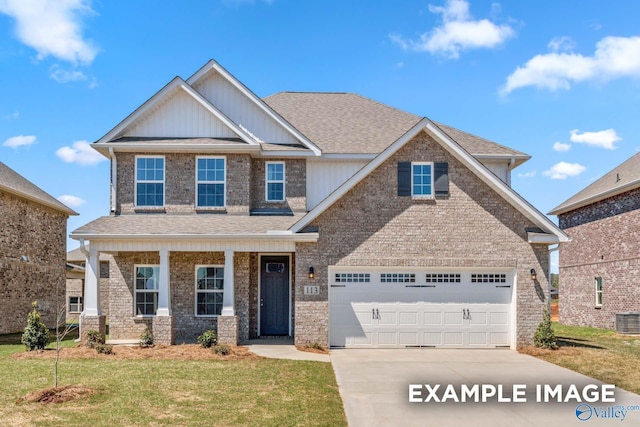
top-left (197, 330), bottom-right (218, 348)
top-left (534, 308), bottom-right (558, 350)
top-left (309, 342), bottom-right (324, 350)
top-left (85, 330), bottom-right (103, 348)
top-left (95, 344), bottom-right (113, 355)
top-left (213, 344), bottom-right (230, 355)
top-left (139, 328), bottom-right (154, 348)
top-left (22, 302), bottom-right (50, 351)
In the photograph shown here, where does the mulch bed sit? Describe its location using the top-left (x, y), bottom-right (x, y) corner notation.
top-left (295, 345), bottom-right (330, 355)
top-left (19, 385), bottom-right (96, 404)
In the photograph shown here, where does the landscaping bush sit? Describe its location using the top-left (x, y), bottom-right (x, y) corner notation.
top-left (94, 344), bottom-right (114, 355)
top-left (139, 328), bottom-right (154, 348)
top-left (197, 330), bottom-right (218, 348)
top-left (213, 344), bottom-right (230, 355)
top-left (534, 308), bottom-right (558, 350)
top-left (22, 302), bottom-right (50, 351)
top-left (85, 330), bottom-right (103, 348)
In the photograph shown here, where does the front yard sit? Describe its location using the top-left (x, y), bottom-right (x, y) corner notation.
top-left (0, 334), bottom-right (346, 427)
top-left (522, 322), bottom-right (640, 395)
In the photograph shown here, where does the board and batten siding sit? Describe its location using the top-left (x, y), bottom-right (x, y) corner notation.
top-left (127, 90), bottom-right (239, 138)
top-left (193, 72), bottom-right (299, 145)
top-left (306, 160), bottom-right (368, 210)
top-left (478, 160), bottom-right (510, 186)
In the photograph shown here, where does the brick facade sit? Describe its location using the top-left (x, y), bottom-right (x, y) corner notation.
top-left (0, 191), bottom-right (67, 334)
top-left (65, 260), bottom-right (110, 323)
top-left (294, 130), bottom-right (549, 347)
top-left (558, 189), bottom-right (640, 329)
top-left (250, 158), bottom-right (306, 213)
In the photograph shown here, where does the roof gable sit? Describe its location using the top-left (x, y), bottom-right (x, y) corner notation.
top-left (291, 119), bottom-right (568, 243)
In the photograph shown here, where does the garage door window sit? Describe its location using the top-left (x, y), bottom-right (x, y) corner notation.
top-left (335, 273), bottom-right (370, 283)
top-left (425, 273), bottom-right (461, 283)
top-left (471, 273), bottom-right (506, 283)
top-left (380, 273), bottom-right (415, 283)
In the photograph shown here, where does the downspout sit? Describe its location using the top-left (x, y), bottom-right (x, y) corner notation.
top-left (108, 147), bottom-right (117, 213)
top-left (548, 244), bottom-right (560, 315)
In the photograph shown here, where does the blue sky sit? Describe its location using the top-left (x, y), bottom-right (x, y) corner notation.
top-left (1, 0), bottom-right (639, 270)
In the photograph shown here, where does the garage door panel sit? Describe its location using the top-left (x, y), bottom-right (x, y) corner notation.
top-left (444, 332), bottom-right (464, 346)
top-left (398, 311), bottom-right (418, 325)
top-left (444, 310), bottom-right (464, 325)
top-left (469, 311), bottom-right (488, 326)
top-left (423, 312), bottom-right (443, 325)
top-left (469, 332), bottom-right (488, 346)
top-left (399, 331), bottom-right (419, 346)
top-left (423, 332), bottom-right (442, 346)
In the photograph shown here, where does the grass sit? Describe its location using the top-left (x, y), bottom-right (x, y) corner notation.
top-left (522, 322), bottom-right (640, 395)
top-left (0, 333), bottom-right (346, 426)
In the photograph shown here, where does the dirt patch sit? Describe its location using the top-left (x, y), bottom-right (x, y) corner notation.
top-left (19, 385), bottom-right (96, 404)
top-left (518, 345), bottom-right (581, 357)
top-left (12, 344), bottom-right (262, 361)
top-left (550, 301), bottom-right (559, 322)
top-left (295, 345), bottom-right (330, 355)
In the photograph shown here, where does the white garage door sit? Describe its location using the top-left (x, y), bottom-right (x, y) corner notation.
top-left (329, 269), bottom-right (514, 349)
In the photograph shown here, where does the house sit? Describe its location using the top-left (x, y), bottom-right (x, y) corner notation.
top-left (549, 152), bottom-right (640, 329)
top-left (65, 247), bottom-right (111, 323)
top-left (70, 60), bottom-right (568, 348)
top-left (0, 161), bottom-right (77, 334)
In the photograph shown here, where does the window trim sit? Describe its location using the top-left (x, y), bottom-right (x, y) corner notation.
top-left (411, 161), bottom-right (434, 199)
top-left (134, 264), bottom-right (160, 317)
top-left (595, 276), bottom-right (603, 307)
top-left (194, 264), bottom-right (225, 317)
top-left (265, 161), bottom-right (286, 202)
top-left (195, 155), bottom-right (227, 209)
top-left (68, 296), bottom-right (83, 313)
top-left (134, 155), bottom-right (165, 207)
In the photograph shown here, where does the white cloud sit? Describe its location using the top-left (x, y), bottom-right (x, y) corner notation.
top-left (502, 36), bottom-right (640, 94)
top-left (3, 134), bottom-right (36, 148)
top-left (390, 0), bottom-right (515, 59)
top-left (548, 36), bottom-right (575, 52)
top-left (55, 140), bottom-right (105, 165)
top-left (570, 128), bottom-right (621, 150)
top-left (517, 170), bottom-right (536, 178)
top-left (553, 142), bottom-right (571, 152)
top-left (0, 0), bottom-right (98, 65)
top-left (543, 162), bottom-right (586, 180)
top-left (57, 194), bottom-right (85, 207)
top-left (3, 111), bottom-right (19, 120)
top-left (50, 64), bottom-right (88, 83)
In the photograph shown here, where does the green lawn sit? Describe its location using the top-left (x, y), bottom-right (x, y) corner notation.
top-left (0, 334), bottom-right (346, 427)
top-left (523, 323), bottom-right (640, 395)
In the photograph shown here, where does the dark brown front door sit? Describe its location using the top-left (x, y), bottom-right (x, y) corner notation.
top-left (260, 256), bottom-right (290, 336)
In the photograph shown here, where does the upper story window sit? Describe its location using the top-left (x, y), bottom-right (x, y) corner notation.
top-left (136, 156), bottom-right (165, 207)
top-left (412, 162), bottom-right (433, 198)
top-left (197, 157), bottom-right (226, 208)
top-left (266, 161), bottom-right (285, 202)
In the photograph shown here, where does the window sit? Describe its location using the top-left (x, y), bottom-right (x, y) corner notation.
top-left (196, 266), bottom-right (224, 316)
top-left (136, 156), bottom-right (164, 207)
top-left (471, 273), bottom-right (507, 283)
top-left (412, 162), bottom-right (433, 198)
top-left (335, 273), bottom-right (370, 283)
top-left (425, 273), bottom-right (461, 283)
top-left (135, 265), bottom-right (159, 315)
top-left (380, 273), bottom-right (416, 283)
top-left (595, 277), bottom-right (603, 306)
top-left (266, 162), bottom-right (285, 201)
top-left (69, 296), bottom-right (83, 313)
top-left (196, 157), bottom-right (225, 207)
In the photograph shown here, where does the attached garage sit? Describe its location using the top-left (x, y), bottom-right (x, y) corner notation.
top-left (329, 268), bottom-right (516, 349)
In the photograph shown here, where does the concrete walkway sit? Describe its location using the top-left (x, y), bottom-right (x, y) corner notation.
top-left (243, 339), bottom-right (330, 362)
top-left (331, 349), bottom-right (640, 427)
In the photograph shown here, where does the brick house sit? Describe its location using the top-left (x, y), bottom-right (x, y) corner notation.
top-left (71, 60), bottom-right (568, 348)
top-left (65, 247), bottom-right (111, 323)
top-left (0, 161), bottom-right (77, 334)
top-left (549, 152), bottom-right (640, 329)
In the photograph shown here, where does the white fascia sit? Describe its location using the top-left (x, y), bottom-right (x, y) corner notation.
top-left (70, 232), bottom-right (319, 242)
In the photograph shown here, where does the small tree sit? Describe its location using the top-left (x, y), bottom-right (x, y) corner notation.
top-left (22, 302), bottom-right (50, 351)
top-left (534, 308), bottom-right (558, 350)
top-left (53, 305), bottom-right (77, 387)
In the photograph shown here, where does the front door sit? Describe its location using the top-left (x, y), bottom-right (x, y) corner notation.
top-left (260, 256), bottom-right (290, 336)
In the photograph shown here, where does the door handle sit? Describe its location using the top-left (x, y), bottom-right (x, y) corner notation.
top-left (462, 309), bottom-right (471, 320)
top-left (372, 308), bottom-right (376, 319)
top-left (376, 308), bottom-right (380, 319)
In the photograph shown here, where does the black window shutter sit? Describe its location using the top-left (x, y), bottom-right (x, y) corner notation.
top-left (434, 162), bottom-right (449, 196)
top-left (397, 162), bottom-right (411, 196)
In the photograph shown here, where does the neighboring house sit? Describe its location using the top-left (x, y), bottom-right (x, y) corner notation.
top-left (549, 152), bottom-right (640, 329)
top-left (65, 247), bottom-right (111, 323)
top-left (71, 60), bottom-right (568, 348)
top-left (0, 161), bottom-right (77, 334)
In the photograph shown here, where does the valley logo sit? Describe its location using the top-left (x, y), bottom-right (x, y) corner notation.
top-left (575, 403), bottom-right (640, 422)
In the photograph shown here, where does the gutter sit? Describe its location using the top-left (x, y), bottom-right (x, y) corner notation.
top-left (70, 232), bottom-right (320, 242)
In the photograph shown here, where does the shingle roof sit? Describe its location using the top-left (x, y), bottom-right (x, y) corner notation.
top-left (71, 213), bottom-right (306, 237)
top-left (67, 246), bottom-right (111, 262)
top-left (263, 92), bottom-right (529, 158)
top-left (549, 151), bottom-right (640, 215)
top-left (0, 161), bottom-right (77, 215)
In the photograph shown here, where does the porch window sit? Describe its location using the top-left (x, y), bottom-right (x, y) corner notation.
top-left (135, 265), bottom-right (159, 315)
top-left (68, 296), bottom-right (83, 313)
top-left (266, 161), bottom-right (285, 201)
top-left (595, 277), bottom-right (603, 307)
top-left (135, 156), bottom-right (165, 207)
top-left (196, 157), bottom-right (226, 207)
top-left (195, 266), bottom-right (224, 316)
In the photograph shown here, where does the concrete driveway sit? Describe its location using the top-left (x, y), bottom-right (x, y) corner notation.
top-left (331, 349), bottom-right (640, 427)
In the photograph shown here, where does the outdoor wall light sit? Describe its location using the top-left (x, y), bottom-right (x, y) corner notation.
top-left (308, 266), bottom-right (315, 279)
top-left (530, 268), bottom-right (537, 281)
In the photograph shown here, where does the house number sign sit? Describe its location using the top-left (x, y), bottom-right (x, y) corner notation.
top-left (304, 285), bottom-right (320, 295)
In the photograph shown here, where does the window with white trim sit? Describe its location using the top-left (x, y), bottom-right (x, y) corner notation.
top-left (68, 296), bottom-right (83, 313)
top-left (266, 161), bottom-right (285, 201)
top-left (196, 156), bottom-right (225, 208)
top-left (380, 273), bottom-right (416, 283)
top-left (335, 273), bottom-right (370, 283)
top-left (412, 162), bottom-right (433, 198)
top-left (595, 277), bottom-right (603, 307)
top-left (196, 266), bottom-right (224, 316)
top-left (136, 156), bottom-right (165, 207)
top-left (135, 265), bottom-right (159, 315)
